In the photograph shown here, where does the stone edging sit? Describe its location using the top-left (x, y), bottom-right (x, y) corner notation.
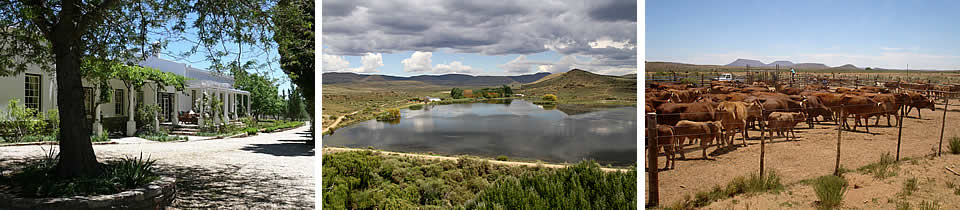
top-left (0, 177), bottom-right (176, 210)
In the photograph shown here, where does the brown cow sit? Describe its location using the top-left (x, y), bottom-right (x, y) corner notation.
top-left (839, 95), bottom-right (882, 132)
top-left (656, 102), bottom-right (717, 128)
top-left (767, 112), bottom-right (806, 141)
top-left (903, 91), bottom-right (936, 118)
top-left (648, 125), bottom-right (678, 169)
top-left (861, 93), bottom-right (900, 127)
top-left (716, 101), bottom-right (761, 146)
top-left (674, 120), bottom-right (724, 160)
top-left (800, 95), bottom-right (833, 127)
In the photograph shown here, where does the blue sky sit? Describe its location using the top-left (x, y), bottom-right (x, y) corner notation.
top-left (321, 0), bottom-right (638, 77)
top-left (646, 0), bottom-right (960, 70)
top-left (153, 33), bottom-right (292, 94)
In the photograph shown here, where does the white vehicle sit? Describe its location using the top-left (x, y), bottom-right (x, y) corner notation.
top-left (714, 73), bottom-right (734, 81)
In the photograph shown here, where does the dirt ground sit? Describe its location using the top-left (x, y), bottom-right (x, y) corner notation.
top-left (703, 154), bottom-right (960, 209)
top-left (645, 99), bottom-right (960, 207)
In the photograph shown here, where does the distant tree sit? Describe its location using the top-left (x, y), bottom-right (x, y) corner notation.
top-left (865, 67), bottom-right (873, 71)
top-left (502, 85), bottom-right (513, 96)
top-left (450, 88), bottom-right (464, 99)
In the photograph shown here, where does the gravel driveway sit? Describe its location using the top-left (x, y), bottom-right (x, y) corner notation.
top-left (0, 123), bottom-right (315, 209)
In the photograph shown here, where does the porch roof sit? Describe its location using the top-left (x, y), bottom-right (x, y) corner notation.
top-left (185, 80), bottom-right (250, 95)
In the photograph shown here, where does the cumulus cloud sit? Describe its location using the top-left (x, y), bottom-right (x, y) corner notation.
top-left (499, 54), bottom-right (636, 76)
top-left (321, 52), bottom-right (384, 73)
top-left (322, 0), bottom-right (637, 75)
top-left (400, 51), bottom-right (477, 74)
top-left (401, 51), bottom-right (433, 72)
top-left (355, 52), bottom-right (384, 73)
top-left (322, 54), bottom-right (351, 72)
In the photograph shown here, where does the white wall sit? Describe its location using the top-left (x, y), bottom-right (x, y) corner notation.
top-left (0, 65), bottom-right (57, 116)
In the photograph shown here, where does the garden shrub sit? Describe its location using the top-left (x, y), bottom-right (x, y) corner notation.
top-left (3, 152), bottom-right (159, 198)
top-left (135, 104), bottom-right (161, 131)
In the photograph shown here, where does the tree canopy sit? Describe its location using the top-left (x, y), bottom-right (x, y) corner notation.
top-left (0, 0), bottom-right (279, 177)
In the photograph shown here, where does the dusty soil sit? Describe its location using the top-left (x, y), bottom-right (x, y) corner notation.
top-left (703, 154), bottom-right (960, 209)
top-left (645, 99), bottom-right (960, 206)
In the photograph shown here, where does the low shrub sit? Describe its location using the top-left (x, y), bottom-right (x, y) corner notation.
top-left (138, 132), bottom-right (187, 142)
top-left (323, 151), bottom-right (636, 209)
top-left (244, 127), bottom-right (259, 135)
top-left (408, 104), bottom-right (424, 110)
top-left (541, 94), bottom-right (558, 101)
top-left (376, 109), bottom-right (402, 121)
top-left (495, 155), bottom-right (508, 161)
top-left (813, 175), bottom-right (847, 209)
top-left (3, 152), bottom-right (159, 198)
top-left (858, 152), bottom-right (898, 179)
top-left (91, 132), bottom-right (111, 142)
top-left (948, 137), bottom-right (960, 155)
top-left (900, 177), bottom-right (918, 196)
top-left (671, 170), bottom-right (783, 208)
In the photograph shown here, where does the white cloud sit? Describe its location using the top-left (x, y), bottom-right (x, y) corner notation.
top-left (355, 52), bottom-right (384, 73)
top-left (499, 54), bottom-right (637, 75)
top-left (434, 61), bottom-right (475, 74)
top-left (401, 51), bottom-right (434, 72)
top-left (400, 51), bottom-right (477, 74)
top-left (322, 54), bottom-right (352, 72)
top-left (880, 47), bottom-right (903, 51)
top-left (589, 39), bottom-right (635, 50)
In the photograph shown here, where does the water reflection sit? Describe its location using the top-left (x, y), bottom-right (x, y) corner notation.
top-left (323, 100), bottom-right (637, 166)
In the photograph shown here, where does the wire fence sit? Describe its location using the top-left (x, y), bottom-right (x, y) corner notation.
top-left (643, 91), bottom-right (958, 206)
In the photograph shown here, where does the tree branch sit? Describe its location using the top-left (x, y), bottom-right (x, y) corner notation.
top-left (75, 0), bottom-right (119, 38)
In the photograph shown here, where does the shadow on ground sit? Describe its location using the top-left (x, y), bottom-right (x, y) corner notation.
top-left (1, 157), bottom-right (314, 209)
top-left (240, 142), bottom-right (315, 157)
top-left (156, 163), bottom-right (314, 209)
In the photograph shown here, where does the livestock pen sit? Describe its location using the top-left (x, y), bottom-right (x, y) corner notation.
top-left (644, 81), bottom-right (960, 208)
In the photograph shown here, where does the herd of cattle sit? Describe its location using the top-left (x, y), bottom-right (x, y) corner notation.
top-left (645, 80), bottom-right (953, 169)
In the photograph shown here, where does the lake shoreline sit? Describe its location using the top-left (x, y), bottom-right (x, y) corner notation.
top-left (321, 146), bottom-right (633, 172)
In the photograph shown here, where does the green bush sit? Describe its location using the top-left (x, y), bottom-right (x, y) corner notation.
top-left (376, 109), bottom-right (401, 121)
top-left (323, 151), bottom-right (636, 209)
top-left (949, 137), bottom-right (960, 155)
top-left (135, 104), bottom-right (162, 131)
top-left (408, 104), bottom-right (424, 110)
top-left (901, 177), bottom-right (918, 196)
top-left (3, 152), bottom-right (159, 198)
top-left (244, 127), bottom-right (259, 135)
top-left (672, 171), bottom-right (783, 208)
top-left (541, 94), bottom-right (558, 101)
top-left (495, 155), bottom-right (508, 161)
top-left (858, 152), bottom-right (898, 179)
top-left (813, 175), bottom-right (847, 209)
top-left (1, 99), bottom-right (48, 142)
top-left (138, 132), bottom-right (187, 142)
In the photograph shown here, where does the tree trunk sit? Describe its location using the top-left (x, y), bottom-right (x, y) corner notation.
top-left (53, 41), bottom-right (102, 178)
top-left (49, 17), bottom-right (100, 178)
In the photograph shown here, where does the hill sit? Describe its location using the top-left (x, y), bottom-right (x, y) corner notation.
top-left (793, 63), bottom-right (830, 69)
top-left (725, 59), bottom-right (766, 67)
top-left (521, 69), bottom-right (637, 104)
top-left (322, 72), bottom-right (550, 86)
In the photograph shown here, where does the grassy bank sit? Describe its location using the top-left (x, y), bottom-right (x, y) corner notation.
top-left (323, 150), bottom-right (637, 209)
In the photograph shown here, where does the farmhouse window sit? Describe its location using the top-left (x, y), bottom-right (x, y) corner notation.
top-left (24, 74), bottom-right (41, 110)
top-left (115, 89), bottom-right (126, 116)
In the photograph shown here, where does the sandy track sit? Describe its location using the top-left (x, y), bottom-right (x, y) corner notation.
top-left (323, 147), bottom-right (631, 173)
top-left (645, 99), bottom-right (960, 205)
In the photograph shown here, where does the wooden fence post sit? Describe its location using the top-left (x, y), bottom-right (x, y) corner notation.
top-left (645, 113), bottom-right (659, 207)
top-left (760, 112), bottom-right (766, 177)
top-left (835, 108), bottom-right (843, 176)
top-left (896, 104), bottom-right (904, 161)
top-left (938, 99), bottom-right (949, 157)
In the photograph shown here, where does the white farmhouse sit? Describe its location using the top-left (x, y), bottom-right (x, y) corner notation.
top-left (0, 55), bottom-right (250, 136)
top-left (426, 97), bottom-right (442, 102)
